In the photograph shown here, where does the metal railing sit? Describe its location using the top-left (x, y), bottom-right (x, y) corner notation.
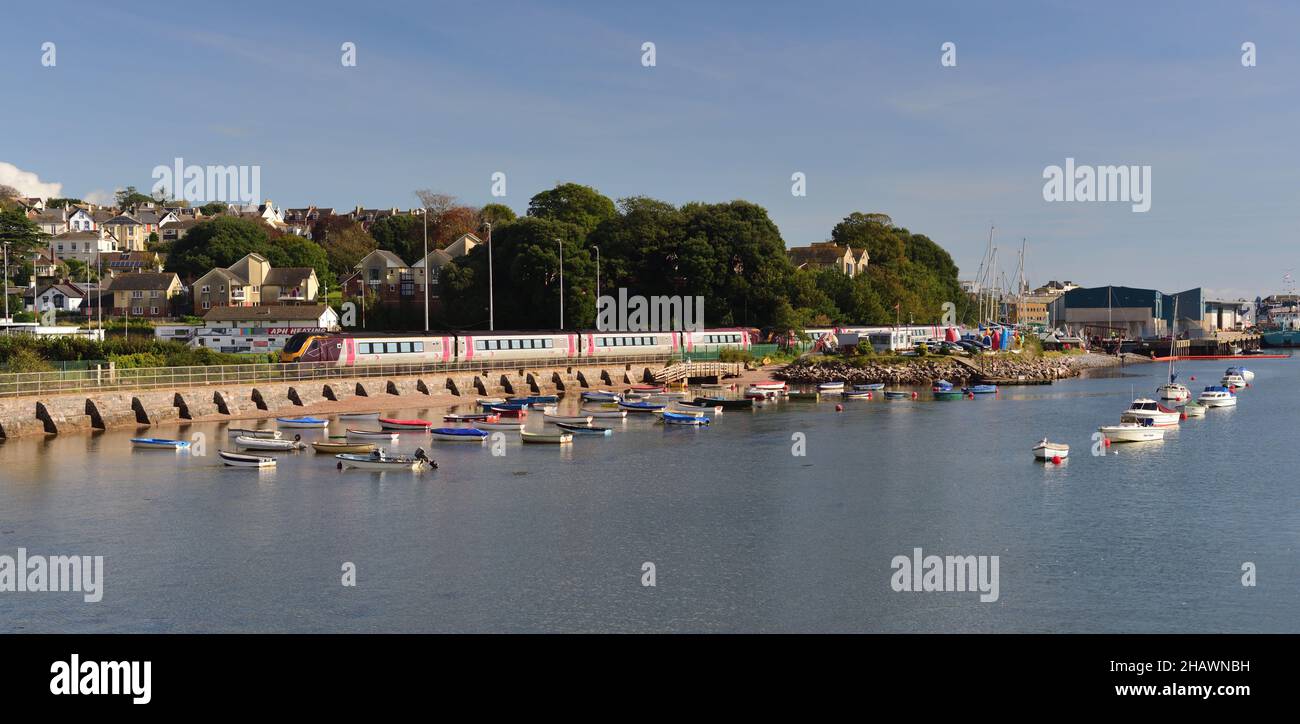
top-left (0, 353), bottom-right (674, 399)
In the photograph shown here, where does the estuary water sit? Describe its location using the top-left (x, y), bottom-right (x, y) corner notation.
top-left (1, 358), bottom-right (1296, 632)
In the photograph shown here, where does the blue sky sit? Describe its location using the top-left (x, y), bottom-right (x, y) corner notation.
top-left (4, 0), bottom-right (1299, 299)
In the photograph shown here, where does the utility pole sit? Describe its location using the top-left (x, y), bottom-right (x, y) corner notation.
top-left (2, 241), bottom-right (9, 326)
top-left (422, 206), bottom-right (429, 331)
top-left (557, 238), bottom-right (564, 329)
top-left (483, 221), bottom-right (494, 331)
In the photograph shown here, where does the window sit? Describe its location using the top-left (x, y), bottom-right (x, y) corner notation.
top-left (132, 290), bottom-right (143, 299)
top-left (132, 307), bottom-right (143, 315)
top-left (413, 342), bottom-right (424, 353)
top-left (201, 285), bottom-right (209, 293)
top-left (218, 285), bottom-right (225, 292)
top-left (202, 301), bottom-right (210, 310)
top-left (475, 340), bottom-right (486, 351)
top-left (150, 290), bottom-right (160, 298)
top-left (359, 343), bottom-right (372, 354)
top-left (544, 339), bottom-right (553, 348)
top-left (151, 307), bottom-right (159, 315)
top-left (399, 342), bottom-right (412, 353)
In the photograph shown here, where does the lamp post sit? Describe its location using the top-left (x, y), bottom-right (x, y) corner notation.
top-left (422, 206), bottom-right (429, 332)
top-left (557, 238), bottom-right (564, 330)
top-left (483, 221), bottom-right (494, 331)
top-left (2, 241), bottom-right (9, 326)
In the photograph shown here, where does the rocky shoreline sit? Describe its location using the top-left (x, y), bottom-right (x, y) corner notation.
top-left (776, 352), bottom-right (1152, 386)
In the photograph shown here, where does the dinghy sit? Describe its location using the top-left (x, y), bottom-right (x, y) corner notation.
top-left (962, 385), bottom-right (998, 394)
top-left (884, 390), bottom-right (912, 400)
top-left (1032, 439), bottom-right (1069, 460)
top-left (817, 381), bottom-right (845, 391)
top-left (488, 405), bottom-right (527, 418)
top-left (542, 412), bottom-right (594, 425)
top-left (379, 418), bottom-right (433, 431)
top-left (338, 411), bottom-right (380, 421)
top-left (662, 411), bottom-right (710, 426)
top-left (235, 434), bottom-right (306, 451)
top-left (580, 407), bottom-right (628, 419)
top-left (520, 431), bottom-right (573, 444)
top-left (751, 380), bottom-right (787, 391)
top-left (276, 416), bottom-right (328, 429)
top-left (840, 390), bottom-right (871, 400)
top-left (853, 383), bottom-right (885, 391)
top-left (474, 420), bottom-right (525, 432)
top-left (618, 401), bottom-right (665, 413)
top-left (443, 413), bottom-right (498, 423)
top-left (218, 450), bottom-right (276, 468)
top-left (1180, 400), bottom-right (1207, 417)
top-left (581, 390), bottom-right (620, 402)
top-left (346, 428), bottom-right (400, 440)
top-left (227, 428), bottom-right (282, 439)
top-left (476, 397), bottom-right (507, 407)
top-left (658, 407), bottom-right (705, 417)
top-left (555, 422), bottom-right (613, 436)
top-left (311, 441), bottom-right (377, 454)
top-left (695, 396), bottom-right (753, 410)
top-left (430, 428), bottom-right (490, 442)
top-left (786, 391), bottom-right (821, 401)
top-left (132, 438), bottom-right (191, 450)
top-left (627, 384), bottom-right (664, 394)
top-left (336, 448), bottom-right (434, 471)
top-left (671, 401), bottom-right (723, 414)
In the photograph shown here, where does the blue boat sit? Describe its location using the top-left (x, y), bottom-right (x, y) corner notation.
top-left (132, 438), bottom-right (191, 450)
top-left (581, 391), bottom-right (620, 402)
top-left (431, 428), bottom-right (490, 442)
top-left (884, 390), bottom-right (911, 400)
top-left (962, 385), bottom-right (998, 394)
top-left (853, 383), bottom-right (885, 391)
top-left (276, 416), bottom-right (328, 428)
top-left (931, 380), bottom-right (954, 392)
top-left (618, 401), bottom-right (665, 412)
top-left (662, 411), bottom-right (710, 425)
top-left (556, 422), bottom-right (613, 435)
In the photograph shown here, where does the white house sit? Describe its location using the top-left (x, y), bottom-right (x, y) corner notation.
top-left (26, 283), bottom-right (87, 313)
top-left (53, 230), bottom-right (117, 266)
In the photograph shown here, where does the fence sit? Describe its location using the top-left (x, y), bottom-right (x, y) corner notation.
top-left (0, 354), bottom-right (673, 399)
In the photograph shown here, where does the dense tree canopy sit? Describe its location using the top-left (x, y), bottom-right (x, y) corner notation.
top-left (164, 216), bottom-right (330, 288)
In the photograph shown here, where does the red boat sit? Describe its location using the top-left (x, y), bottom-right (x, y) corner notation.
top-left (489, 406), bottom-right (527, 418)
top-left (628, 384), bottom-right (664, 393)
top-left (378, 418), bottom-right (433, 431)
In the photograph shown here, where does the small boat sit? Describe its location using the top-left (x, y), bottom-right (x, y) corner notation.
top-left (853, 383), bottom-right (885, 391)
top-left (378, 418), bottom-right (433, 431)
top-left (555, 422), bottom-right (612, 435)
top-left (1197, 386), bottom-right (1237, 407)
top-left (933, 390), bottom-right (965, 400)
top-left (1033, 438), bottom-right (1069, 460)
top-left (627, 384), bottom-right (664, 394)
top-left (817, 381), bottom-right (845, 391)
top-left (132, 437), bottom-right (191, 450)
top-left (1157, 383), bottom-right (1191, 402)
top-left (509, 395), bottom-right (558, 404)
top-left (227, 428), bottom-right (282, 439)
top-left (521, 431), bottom-right (573, 444)
top-left (750, 380), bottom-right (787, 391)
top-left (276, 416), bottom-right (328, 429)
top-left (345, 428), bottom-right (400, 440)
top-left (336, 448), bottom-right (434, 471)
top-left (840, 390), bottom-right (872, 400)
top-left (311, 441), bottom-right (377, 454)
top-left (649, 391), bottom-right (689, 400)
top-left (1180, 400), bottom-right (1207, 417)
top-left (1098, 421), bottom-right (1166, 443)
top-left (1220, 373), bottom-right (1248, 389)
top-left (931, 380), bottom-right (954, 392)
top-left (884, 390), bottom-right (912, 400)
top-left (235, 434), bottom-right (306, 451)
top-left (542, 412), bottom-right (595, 425)
top-left (671, 401), bottom-right (723, 414)
top-left (618, 400), bottom-right (665, 413)
top-left (337, 411), bottom-right (381, 421)
top-left (698, 383), bottom-right (726, 390)
top-left (1120, 398), bottom-right (1182, 426)
top-left (529, 402), bottom-right (555, 411)
top-left (662, 411), bottom-right (710, 426)
top-left (443, 412), bottom-right (498, 423)
top-left (474, 420), bottom-right (525, 432)
top-left (476, 397), bottom-right (507, 407)
top-left (581, 390), bottom-right (620, 402)
top-left (658, 406), bottom-right (705, 417)
top-left (1226, 366), bottom-right (1255, 383)
top-left (786, 391), bottom-right (821, 401)
top-left (580, 407), bottom-right (628, 419)
top-left (962, 385), bottom-right (998, 394)
top-left (431, 428), bottom-right (490, 442)
top-left (218, 450), bottom-right (276, 468)
top-left (695, 397), bottom-right (753, 410)
top-left (488, 405), bottom-right (527, 418)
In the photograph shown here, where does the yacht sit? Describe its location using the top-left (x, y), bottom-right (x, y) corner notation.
top-left (1157, 382), bottom-right (1190, 402)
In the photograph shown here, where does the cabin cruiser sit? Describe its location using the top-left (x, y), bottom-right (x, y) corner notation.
top-left (1226, 366), bottom-right (1255, 383)
top-left (1156, 382), bottom-right (1190, 402)
top-left (1197, 386), bottom-right (1237, 407)
top-left (1120, 398), bottom-right (1181, 426)
top-left (1098, 420), bottom-right (1166, 443)
top-left (1219, 373), bottom-right (1248, 389)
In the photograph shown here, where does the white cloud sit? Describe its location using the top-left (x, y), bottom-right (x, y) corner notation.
top-left (83, 189), bottom-right (116, 205)
top-left (0, 162), bottom-right (63, 198)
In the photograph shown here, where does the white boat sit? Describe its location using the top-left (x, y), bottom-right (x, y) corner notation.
top-left (1120, 398), bottom-right (1181, 426)
top-left (1032, 438), bottom-right (1069, 460)
top-left (337, 411), bottom-right (381, 421)
top-left (1220, 373), bottom-right (1248, 389)
top-left (218, 450), bottom-right (276, 468)
top-left (1156, 383), bottom-right (1190, 403)
top-left (276, 416), bottom-right (328, 429)
top-left (520, 431), bottom-right (573, 444)
top-left (657, 407), bottom-right (705, 418)
top-left (336, 448), bottom-right (434, 471)
top-left (1197, 386), bottom-right (1238, 407)
top-left (542, 412), bottom-right (594, 425)
top-left (581, 390), bottom-right (620, 402)
top-left (131, 438), bottom-right (191, 450)
top-left (1098, 423), bottom-right (1166, 443)
top-left (669, 401), bottom-right (723, 414)
top-left (474, 420), bottom-right (525, 432)
top-left (1226, 366), bottom-right (1255, 383)
top-left (1180, 400), bottom-right (1207, 417)
top-left (235, 434), bottom-right (306, 451)
top-left (751, 381), bottom-right (787, 391)
top-left (580, 408), bottom-right (628, 419)
top-left (476, 397), bottom-right (507, 406)
top-left (817, 381), bottom-right (845, 391)
top-left (345, 428), bottom-right (400, 440)
top-left (227, 428), bottom-right (282, 439)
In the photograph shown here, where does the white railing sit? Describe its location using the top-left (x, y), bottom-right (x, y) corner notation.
top-left (0, 354), bottom-right (673, 399)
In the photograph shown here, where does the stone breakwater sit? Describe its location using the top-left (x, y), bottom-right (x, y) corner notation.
top-left (776, 356), bottom-right (1082, 386)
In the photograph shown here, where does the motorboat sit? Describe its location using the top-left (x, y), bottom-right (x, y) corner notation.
top-left (1180, 400), bottom-right (1207, 417)
top-left (1156, 383), bottom-right (1191, 402)
top-left (378, 418), bottom-right (433, 431)
top-left (1033, 438), bottom-right (1069, 460)
top-left (276, 416), bottom-right (328, 429)
top-left (131, 438), bottom-right (191, 450)
top-left (218, 450), bottom-right (276, 468)
top-left (430, 428), bottom-right (490, 442)
top-left (227, 428), bottom-right (281, 439)
top-left (345, 428), bottom-right (400, 440)
top-left (1120, 398), bottom-right (1182, 426)
top-left (336, 448), bottom-right (434, 471)
top-left (311, 441), bottom-right (377, 454)
top-left (235, 434), bottom-right (306, 451)
top-left (1220, 373), bottom-right (1248, 389)
top-left (1098, 421), bottom-right (1166, 443)
top-left (1197, 386), bottom-right (1237, 407)
top-left (1226, 366), bottom-right (1255, 383)
top-left (555, 422), bottom-right (613, 435)
top-left (520, 431), bottom-right (573, 444)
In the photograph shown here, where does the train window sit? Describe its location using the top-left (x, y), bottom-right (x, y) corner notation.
top-left (544, 339), bottom-right (553, 348)
top-left (414, 342), bottom-right (424, 352)
top-left (509, 340), bottom-right (519, 349)
top-left (400, 342), bottom-right (412, 353)
top-left (358, 343), bottom-right (371, 354)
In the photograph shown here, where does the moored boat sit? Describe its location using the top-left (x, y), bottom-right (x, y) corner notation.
top-left (227, 428), bottom-right (282, 439)
top-left (1157, 383), bottom-right (1191, 402)
top-left (131, 437), bottom-right (191, 450)
top-left (520, 431), bottom-right (573, 444)
top-left (580, 407), bottom-right (629, 419)
top-left (658, 406), bottom-right (705, 417)
top-left (218, 450), bottom-right (276, 468)
top-left (555, 422), bottom-right (612, 435)
top-left (817, 381), bottom-right (845, 391)
top-left (336, 448), bottom-right (434, 471)
top-left (474, 420), bottom-right (525, 432)
top-left (931, 380), bottom-right (954, 392)
top-left (235, 434), bottom-right (306, 451)
top-left (884, 390), bottom-right (912, 400)
top-left (311, 441), bottom-right (377, 454)
top-left (933, 390), bottom-right (965, 400)
top-left (662, 411), bottom-right (710, 426)
top-left (853, 383), bottom-right (885, 391)
top-left (581, 390), bottom-right (620, 402)
top-left (379, 417), bottom-right (433, 431)
top-left (476, 397), bottom-right (507, 407)
top-left (1226, 366), bottom-right (1255, 383)
top-left (1098, 422), bottom-right (1166, 443)
top-left (695, 396), bottom-right (753, 410)
top-left (337, 411), bottom-right (381, 421)
top-left (840, 390), bottom-right (871, 400)
top-left (1180, 400), bottom-right (1207, 417)
top-left (1120, 398), bottom-right (1182, 426)
top-left (751, 380), bottom-right (787, 391)
top-left (1220, 373), bottom-right (1248, 389)
top-left (618, 400), bottom-right (665, 413)
top-left (430, 428), bottom-right (490, 442)
top-left (488, 405), bottom-right (527, 418)
top-left (1032, 438), bottom-right (1069, 460)
top-left (542, 412), bottom-right (595, 424)
top-left (1196, 386), bottom-right (1237, 407)
top-left (670, 401), bottom-right (723, 414)
top-left (345, 428), bottom-right (400, 440)
top-left (276, 416), bottom-right (328, 429)
top-left (443, 412), bottom-right (498, 423)
top-left (786, 391), bottom-right (820, 401)
top-left (962, 385), bottom-right (998, 394)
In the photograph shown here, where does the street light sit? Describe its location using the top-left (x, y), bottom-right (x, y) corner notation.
top-left (557, 238), bottom-right (564, 330)
top-left (422, 205), bottom-right (429, 332)
top-left (482, 221), bottom-right (494, 331)
top-left (2, 241), bottom-right (10, 326)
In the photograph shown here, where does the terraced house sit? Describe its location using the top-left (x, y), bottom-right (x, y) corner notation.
top-left (192, 253), bottom-right (319, 311)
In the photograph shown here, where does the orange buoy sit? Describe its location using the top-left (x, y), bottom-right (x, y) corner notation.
top-left (1051, 455), bottom-right (1062, 464)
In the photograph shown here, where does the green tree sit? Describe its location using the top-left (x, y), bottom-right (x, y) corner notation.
top-left (45, 198), bottom-right (84, 209)
top-left (369, 214), bottom-right (421, 262)
top-left (527, 182), bottom-right (617, 236)
top-left (115, 186), bottom-right (155, 208)
top-left (479, 203), bottom-right (517, 226)
top-left (322, 223), bottom-right (376, 279)
top-left (199, 202), bottom-right (228, 216)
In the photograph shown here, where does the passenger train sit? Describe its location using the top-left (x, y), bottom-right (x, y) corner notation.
top-left (282, 328), bottom-right (757, 366)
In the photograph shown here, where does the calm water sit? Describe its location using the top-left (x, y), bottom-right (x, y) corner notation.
top-left (1, 358), bottom-right (1296, 632)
